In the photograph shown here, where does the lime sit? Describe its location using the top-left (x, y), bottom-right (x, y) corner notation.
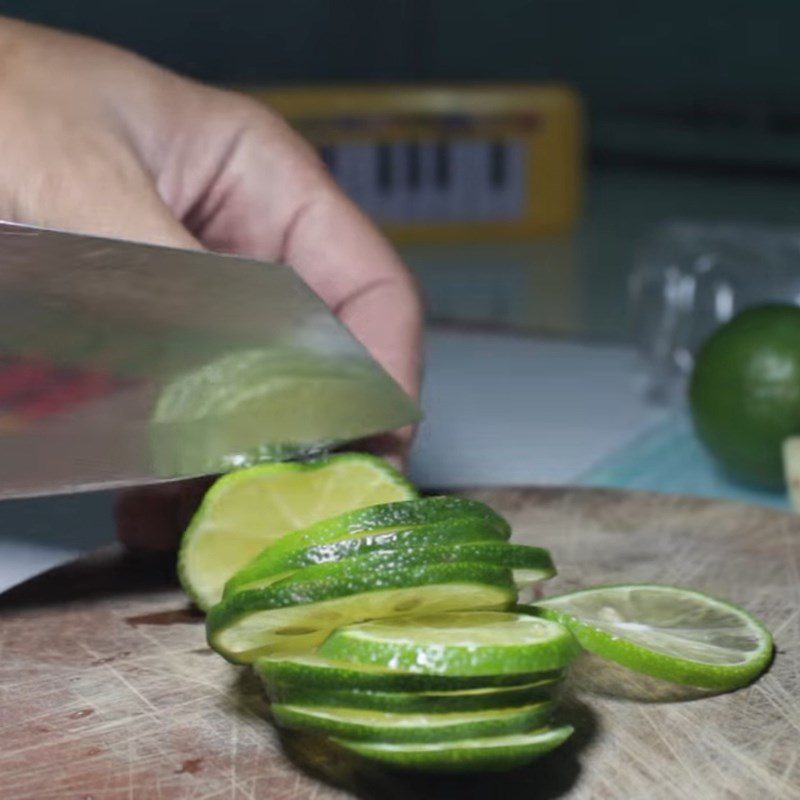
top-left (152, 347), bottom-right (420, 475)
top-left (318, 611), bottom-right (579, 675)
top-left (223, 497), bottom-right (511, 597)
top-left (178, 453), bottom-right (415, 610)
top-left (207, 559), bottom-right (515, 663)
top-left (264, 679), bottom-right (561, 714)
top-left (271, 700), bottom-right (555, 743)
top-left (255, 654), bottom-right (564, 692)
top-left (534, 584), bottom-right (774, 690)
top-left (225, 540), bottom-right (553, 598)
top-left (334, 726), bottom-right (574, 772)
top-left (689, 304), bottom-right (800, 488)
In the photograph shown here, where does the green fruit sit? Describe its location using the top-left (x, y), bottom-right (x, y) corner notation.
top-left (534, 584), bottom-right (773, 690)
top-left (255, 654), bottom-right (563, 692)
top-left (318, 611), bottom-right (579, 675)
top-left (207, 557), bottom-right (516, 663)
top-left (264, 679), bottom-right (561, 714)
top-left (689, 304), bottom-right (800, 487)
top-left (226, 540), bottom-right (553, 597)
top-left (223, 497), bottom-right (511, 597)
top-left (335, 726), bottom-right (574, 772)
top-left (271, 701), bottom-right (556, 743)
top-left (177, 453), bottom-right (416, 610)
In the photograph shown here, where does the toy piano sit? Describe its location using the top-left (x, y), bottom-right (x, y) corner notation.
top-left (241, 84), bottom-right (583, 243)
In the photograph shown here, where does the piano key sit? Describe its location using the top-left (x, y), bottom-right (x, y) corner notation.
top-left (406, 142), bottom-right (421, 191)
top-left (319, 145), bottom-right (337, 175)
top-left (499, 140), bottom-right (527, 221)
top-left (434, 141), bottom-right (450, 190)
top-left (489, 140), bottom-right (507, 189)
top-left (376, 143), bottom-right (392, 193)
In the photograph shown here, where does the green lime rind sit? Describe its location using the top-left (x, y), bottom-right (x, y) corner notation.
top-left (318, 611), bottom-right (579, 676)
top-left (532, 584), bottom-right (774, 691)
top-left (224, 495), bottom-right (510, 590)
top-left (255, 654), bottom-right (565, 692)
top-left (207, 560), bottom-right (516, 663)
top-left (271, 701), bottom-right (556, 743)
top-left (264, 679), bottom-right (562, 714)
top-left (178, 453), bottom-right (416, 611)
top-left (225, 540), bottom-right (554, 598)
top-left (334, 726), bottom-right (574, 773)
top-left (223, 516), bottom-right (513, 598)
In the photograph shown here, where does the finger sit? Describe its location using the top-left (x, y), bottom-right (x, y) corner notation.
top-left (179, 101), bottom-right (424, 403)
top-left (2, 118), bottom-right (200, 249)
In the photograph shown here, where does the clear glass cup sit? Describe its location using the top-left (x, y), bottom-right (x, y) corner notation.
top-left (629, 221), bottom-right (800, 403)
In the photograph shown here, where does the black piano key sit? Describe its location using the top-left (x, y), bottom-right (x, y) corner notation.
top-left (435, 141), bottom-right (450, 189)
top-left (406, 142), bottom-right (421, 189)
top-left (490, 140), bottom-right (507, 188)
top-left (319, 145), bottom-right (336, 176)
top-left (377, 143), bottom-right (392, 193)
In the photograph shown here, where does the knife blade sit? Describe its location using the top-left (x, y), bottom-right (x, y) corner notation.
top-left (0, 221), bottom-right (420, 498)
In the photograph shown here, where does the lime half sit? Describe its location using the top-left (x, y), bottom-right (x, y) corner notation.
top-left (318, 611), bottom-right (579, 675)
top-left (534, 584), bottom-right (774, 690)
top-left (335, 726), bottom-right (574, 772)
top-left (178, 453), bottom-right (415, 610)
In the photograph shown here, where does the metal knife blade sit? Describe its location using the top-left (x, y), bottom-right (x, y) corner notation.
top-left (0, 222), bottom-right (420, 498)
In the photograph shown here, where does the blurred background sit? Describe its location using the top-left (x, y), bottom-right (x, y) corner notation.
top-left (4, 0), bottom-right (800, 586)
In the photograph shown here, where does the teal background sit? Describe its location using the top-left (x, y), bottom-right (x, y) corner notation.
top-left (3, 1), bottom-right (800, 165)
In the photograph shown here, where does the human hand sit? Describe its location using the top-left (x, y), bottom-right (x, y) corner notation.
top-left (0, 17), bottom-right (422, 548)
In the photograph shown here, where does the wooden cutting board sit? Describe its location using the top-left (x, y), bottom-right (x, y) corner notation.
top-left (1, 487), bottom-right (798, 800)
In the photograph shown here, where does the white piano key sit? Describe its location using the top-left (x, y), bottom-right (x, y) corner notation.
top-left (417, 141), bottom-right (442, 220)
top-left (499, 140), bottom-right (527, 221)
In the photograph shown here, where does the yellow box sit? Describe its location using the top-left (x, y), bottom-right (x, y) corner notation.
top-left (238, 84), bottom-right (584, 244)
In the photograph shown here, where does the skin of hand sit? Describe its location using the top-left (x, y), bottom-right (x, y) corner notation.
top-left (0, 17), bottom-right (423, 549)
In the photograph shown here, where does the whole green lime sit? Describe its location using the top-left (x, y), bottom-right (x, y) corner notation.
top-left (689, 304), bottom-right (800, 488)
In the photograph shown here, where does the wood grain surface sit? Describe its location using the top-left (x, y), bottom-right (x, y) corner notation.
top-left (1, 487), bottom-right (798, 800)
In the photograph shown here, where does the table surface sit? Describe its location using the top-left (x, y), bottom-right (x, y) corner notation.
top-left (3, 487), bottom-right (797, 799)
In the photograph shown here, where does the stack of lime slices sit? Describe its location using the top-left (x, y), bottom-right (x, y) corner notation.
top-left (258, 612), bottom-right (578, 771)
top-left (178, 453), bottom-right (775, 774)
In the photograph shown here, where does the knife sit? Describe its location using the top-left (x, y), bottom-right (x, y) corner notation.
top-left (0, 222), bottom-right (420, 498)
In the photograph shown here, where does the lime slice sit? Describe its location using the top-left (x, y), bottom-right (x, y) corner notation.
top-left (255, 654), bottom-right (564, 692)
top-left (225, 540), bottom-right (552, 597)
top-left (207, 559), bottom-right (515, 663)
top-left (335, 726), bottom-right (574, 772)
top-left (318, 611), bottom-right (579, 675)
top-left (534, 584), bottom-right (774, 690)
top-left (265, 679), bottom-right (561, 714)
top-left (223, 496), bottom-right (511, 597)
top-left (152, 347), bottom-right (420, 476)
top-left (178, 453), bottom-right (416, 610)
top-left (271, 701), bottom-right (556, 743)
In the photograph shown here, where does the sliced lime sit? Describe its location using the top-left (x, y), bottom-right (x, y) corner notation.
top-left (178, 453), bottom-right (416, 610)
top-left (255, 654), bottom-right (564, 692)
top-left (318, 611), bottom-right (579, 675)
top-left (265, 679), bottom-right (561, 714)
top-left (207, 559), bottom-right (515, 663)
top-left (335, 726), bottom-right (574, 772)
top-left (534, 584), bottom-right (774, 690)
top-left (224, 506), bottom-right (511, 597)
top-left (271, 701), bottom-right (555, 743)
top-left (152, 347), bottom-right (420, 475)
top-left (225, 540), bottom-right (552, 597)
